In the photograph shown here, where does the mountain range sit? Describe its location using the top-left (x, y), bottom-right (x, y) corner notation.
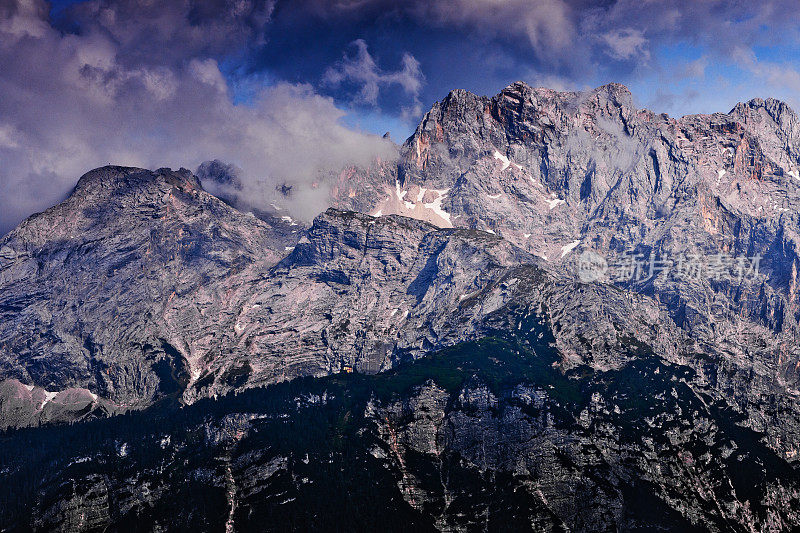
top-left (3, 82), bottom-right (800, 531)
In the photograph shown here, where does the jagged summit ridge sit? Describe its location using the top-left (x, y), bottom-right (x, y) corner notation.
top-left (72, 165), bottom-right (201, 194)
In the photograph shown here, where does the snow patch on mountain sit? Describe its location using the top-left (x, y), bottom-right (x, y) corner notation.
top-left (426, 188), bottom-right (452, 226)
top-left (370, 184), bottom-right (452, 228)
top-left (39, 390), bottom-right (58, 410)
top-left (561, 240), bottom-right (580, 257)
top-left (493, 150), bottom-right (510, 171)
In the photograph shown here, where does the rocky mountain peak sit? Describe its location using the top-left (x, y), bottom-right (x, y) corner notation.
top-left (590, 81), bottom-right (634, 102)
top-left (72, 165), bottom-right (202, 197)
top-left (336, 82), bottom-right (800, 385)
top-left (1, 166), bottom-right (214, 252)
top-left (729, 96), bottom-right (800, 146)
top-left (731, 96), bottom-right (796, 120)
top-left (441, 87), bottom-right (483, 104)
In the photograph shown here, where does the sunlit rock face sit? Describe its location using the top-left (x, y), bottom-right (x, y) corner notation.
top-left (4, 83), bottom-right (800, 531)
top-left (0, 166), bottom-right (300, 423)
top-left (337, 82), bottom-right (800, 462)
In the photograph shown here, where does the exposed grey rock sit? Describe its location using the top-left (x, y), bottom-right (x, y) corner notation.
top-left (1, 165), bottom-right (675, 417)
top-left (336, 81), bottom-right (800, 462)
top-left (4, 317), bottom-right (799, 531)
top-left (0, 166), bottom-right (299, 424)
top-left (4, 82), bottom-right (800, 530)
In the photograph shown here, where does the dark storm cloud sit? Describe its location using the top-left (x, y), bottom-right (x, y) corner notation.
top-left (57, 0), bottom-right (275, 63)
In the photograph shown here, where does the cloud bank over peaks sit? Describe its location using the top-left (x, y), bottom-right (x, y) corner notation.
top-left (6, 0), bottom-right (800, 233)
top-left (0, 0), bottom-right (395, 235)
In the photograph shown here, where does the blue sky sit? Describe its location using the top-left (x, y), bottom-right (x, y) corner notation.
top-left (41, 0), bottom-right (800, 141)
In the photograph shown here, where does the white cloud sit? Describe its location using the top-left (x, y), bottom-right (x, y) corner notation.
top-left (733, 46), bottom-right (800, 93)
top-left (324, 39), bottom-right (425, 115)
top-left (682, 56), bottom-right (709, 80)
top-left (0, 0), bottom-right (395, 233)
top-left (601, 28), bottom-right (650, 62)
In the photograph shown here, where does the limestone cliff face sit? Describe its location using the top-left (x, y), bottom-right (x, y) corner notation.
top-left (4, 83), bottom-right (800, 531)
top-left (335, 82), bottom-right (800, 462)
top-left (0, 166), bottom-right (298, 423)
